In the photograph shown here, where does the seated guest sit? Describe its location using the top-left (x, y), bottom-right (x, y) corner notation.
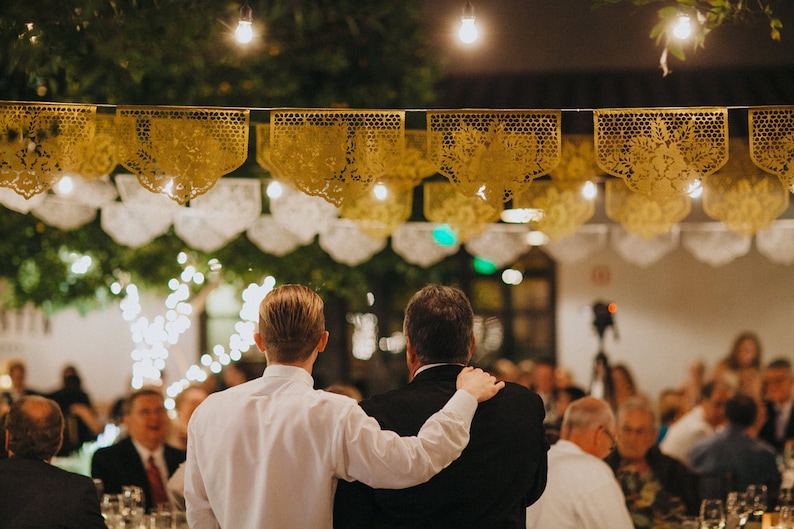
top-left (2, 360), bottom-right (41, 404)
top-left (605, 397), bottom-right (700, 529)
top-left (0, 395), bottom-right (105, 529)
top-left (334, 285), bottom-right (548, 529)
top-left (758, 358), bottom-right (794, 454)
top-left (526, 396), bottom-right (634, 529)
top-left (92, 387), bottom-right (185, 513)
top-left (689, 393), bottom-right (781, 493)
top-left (166, 385), bottom-right (208, 452)
top-left (660, 379), bottom-right (734, 466)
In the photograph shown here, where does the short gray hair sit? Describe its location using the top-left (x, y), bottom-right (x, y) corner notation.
top-left (561, 396), bottom-right (614, 437)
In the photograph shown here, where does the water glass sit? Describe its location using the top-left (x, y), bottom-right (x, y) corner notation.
top-left (700, 498), bottom-right (726, 529)
top-left (780, 505), bottom-right (794, 529)
top-left (746, 484), bottom-right (768, 516)
top-left (100, 494), bottom-right (123, 529)
top-left (122, 485), bottom-right (145, 525)
top-left (726, 491), bottom-right (750, 527)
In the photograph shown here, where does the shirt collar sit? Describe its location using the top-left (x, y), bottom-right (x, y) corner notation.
top-left (263, 364), bottom-right (314, 387)
top-left (131, 438), bottom-right (164, 463)
top-left (414, 362), bottom-right (465, 378)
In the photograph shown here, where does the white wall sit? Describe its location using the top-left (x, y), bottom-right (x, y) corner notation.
top-left (557, 245), bottom-right (794, 402)
top-left (2, 244), bottom-right (792, 408)
top-left (0, 298), bottom-right (200, 408)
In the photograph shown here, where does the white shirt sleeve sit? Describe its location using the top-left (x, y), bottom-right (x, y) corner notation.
top-left (336, 388), bottom-right (477, 489)
top-left (184, 437), bottom-right (220, 529)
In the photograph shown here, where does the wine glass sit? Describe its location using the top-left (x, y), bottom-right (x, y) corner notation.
top-left (726, 491), bottom-right (749, 527)
top-left (122, 485), bottom-right (145, 525)
top-left (700, 499), bottom-right (726, 529)
top-left (780, 505), bottom-right (794, 529)
top-left (100, 494), bottom-right (123, 529)
top-left (746, 484), bottom-right (768, 517)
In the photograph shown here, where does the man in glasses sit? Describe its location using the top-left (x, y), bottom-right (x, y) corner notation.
top-left (605, 397), bottom-right (700, 529)
top-left (526, 396), bottom-right (633, 529)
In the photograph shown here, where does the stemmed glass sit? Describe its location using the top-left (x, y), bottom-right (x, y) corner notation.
top-left (700, 499), bottom-right (726, 529)
top-left (100, 494), bottom-right (123, 529)
top-left (726, 491), bottom-right (750, 528)
top-left (746, 484), bottom-right (768, 518)
top-left (122, 485), bottom-right (146, 526)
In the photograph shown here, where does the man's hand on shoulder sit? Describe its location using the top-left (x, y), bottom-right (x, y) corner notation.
top-left (456, 366), bottom-right (505, 403)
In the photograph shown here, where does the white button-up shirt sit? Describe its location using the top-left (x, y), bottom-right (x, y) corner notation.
top-left (526, 439), bottom-right (634, 529)
top-left (185, 364), bottom-right (477, 529)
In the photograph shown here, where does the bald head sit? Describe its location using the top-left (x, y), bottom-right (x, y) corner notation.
top-left (5, 395), bottom-right (63, 461)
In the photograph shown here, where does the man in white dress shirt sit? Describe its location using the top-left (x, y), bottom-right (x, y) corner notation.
top-left (659, 379), bottom-right (734, 465)
top-left (526, 396), bottom-right (634, 529)
top-left (185, 284), bottom-right (503, 529)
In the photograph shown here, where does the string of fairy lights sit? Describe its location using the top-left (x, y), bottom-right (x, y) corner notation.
top-left (112, 253), bottom-right (275, 410)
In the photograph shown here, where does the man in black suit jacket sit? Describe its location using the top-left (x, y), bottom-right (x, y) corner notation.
top-left (759, 358), bottom-right (794, 453)
top-left (0, 395), bottom-right (105, 529)
top-left (92, 387), bottom-right (185, 512)
top-left (334, 285), bottom-right (548, 529)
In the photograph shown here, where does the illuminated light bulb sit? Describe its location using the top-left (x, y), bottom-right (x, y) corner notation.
top-left (177, 252), bottom-right (188, 265)
top-left (672, 14), bottom-right (692, 40)
top-left (501, 268), bottom-right (524, 286)
top-left (500, 208), bottom-right (544, 224)
top-left (687, 178), bottom-right (703, 198)
top-left (582, 181), bottom-right (597, 200)
top-left (266, 180), bottom-right (283, 199)
top-left (235, 3), bottom-right (254, 44)
top-left (373, 183), bottom-right (388, 200)
top-left (458, 0), bottom-right (478, 44)
top-left (526, 230), bottom-right (550, 246)
top-left (54, 176), bottom-right (74, 195)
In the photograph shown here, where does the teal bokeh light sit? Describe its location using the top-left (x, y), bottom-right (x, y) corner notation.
top-left (432, 224), bottom-right (458, 246)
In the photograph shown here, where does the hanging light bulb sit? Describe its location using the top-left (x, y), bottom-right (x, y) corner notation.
top-left (672, 13), bottom-right (692, 40)
top-left (235, 3), bottom-right (254, 44)
top-left (458, 0), bottom-right (478, 44)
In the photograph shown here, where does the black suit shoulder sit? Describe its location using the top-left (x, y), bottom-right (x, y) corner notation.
top-left (0, 458), bottom-right (105, 529)
top-left (335, 375), bottom-right (548, 529)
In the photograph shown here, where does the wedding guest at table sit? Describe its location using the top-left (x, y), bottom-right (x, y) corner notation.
top-left (712, 331), bottom-right (764, 399)
top-left (657, 387), bottom-right (691, 443)
top-left (47, 365), bottom-right (104, 456)
top-left (334, 284), bottom-right (548, 529)
top-left (531, 358), bottom-right (558, 424)
top-left (166, 384), bottom-right (208, 451)
top-left (526, 396), bottom-right (633, 529)
top-left (2, 360), bottom-right (41, 404)
top-left (92, 387), bottom-right (185, 512)
top-left (605, 397), bottom-right (700, 528)
top-left (544, 385), bottom-right (586, 444)
top-left (184, 284), bottom-right (504, 529)
top-left (689, 393), bottom-right (781, 493)
top-left (0, 395), bottom-right (105, 529)
top-left (611, 363), bottom-right (643, 411)
top-left (660, 379), bottom-right (734, 466)
top-left (759, 358), bottom-right (794, 454)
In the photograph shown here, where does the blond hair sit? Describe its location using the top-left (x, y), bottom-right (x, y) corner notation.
top-left (259, 285), bottom-right (325, 363)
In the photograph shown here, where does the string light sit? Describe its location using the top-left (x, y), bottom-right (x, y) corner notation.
top-left (672, 14), bottom-right (692, 40)
top-left (235, 3), bottom-right (254, 44)
top-left (458, 0), bottom-right (478, 44)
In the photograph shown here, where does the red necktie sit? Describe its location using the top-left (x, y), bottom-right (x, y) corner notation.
top-left (146, 455), bottom-right (169, 507)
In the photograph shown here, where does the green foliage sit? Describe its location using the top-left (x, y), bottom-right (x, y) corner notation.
top-left (593, 0), bottom-right (783, 75)
top-left (0, 0), bottom-right (439, 108)
top-left (0, 0), bottom-right (444, 312)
